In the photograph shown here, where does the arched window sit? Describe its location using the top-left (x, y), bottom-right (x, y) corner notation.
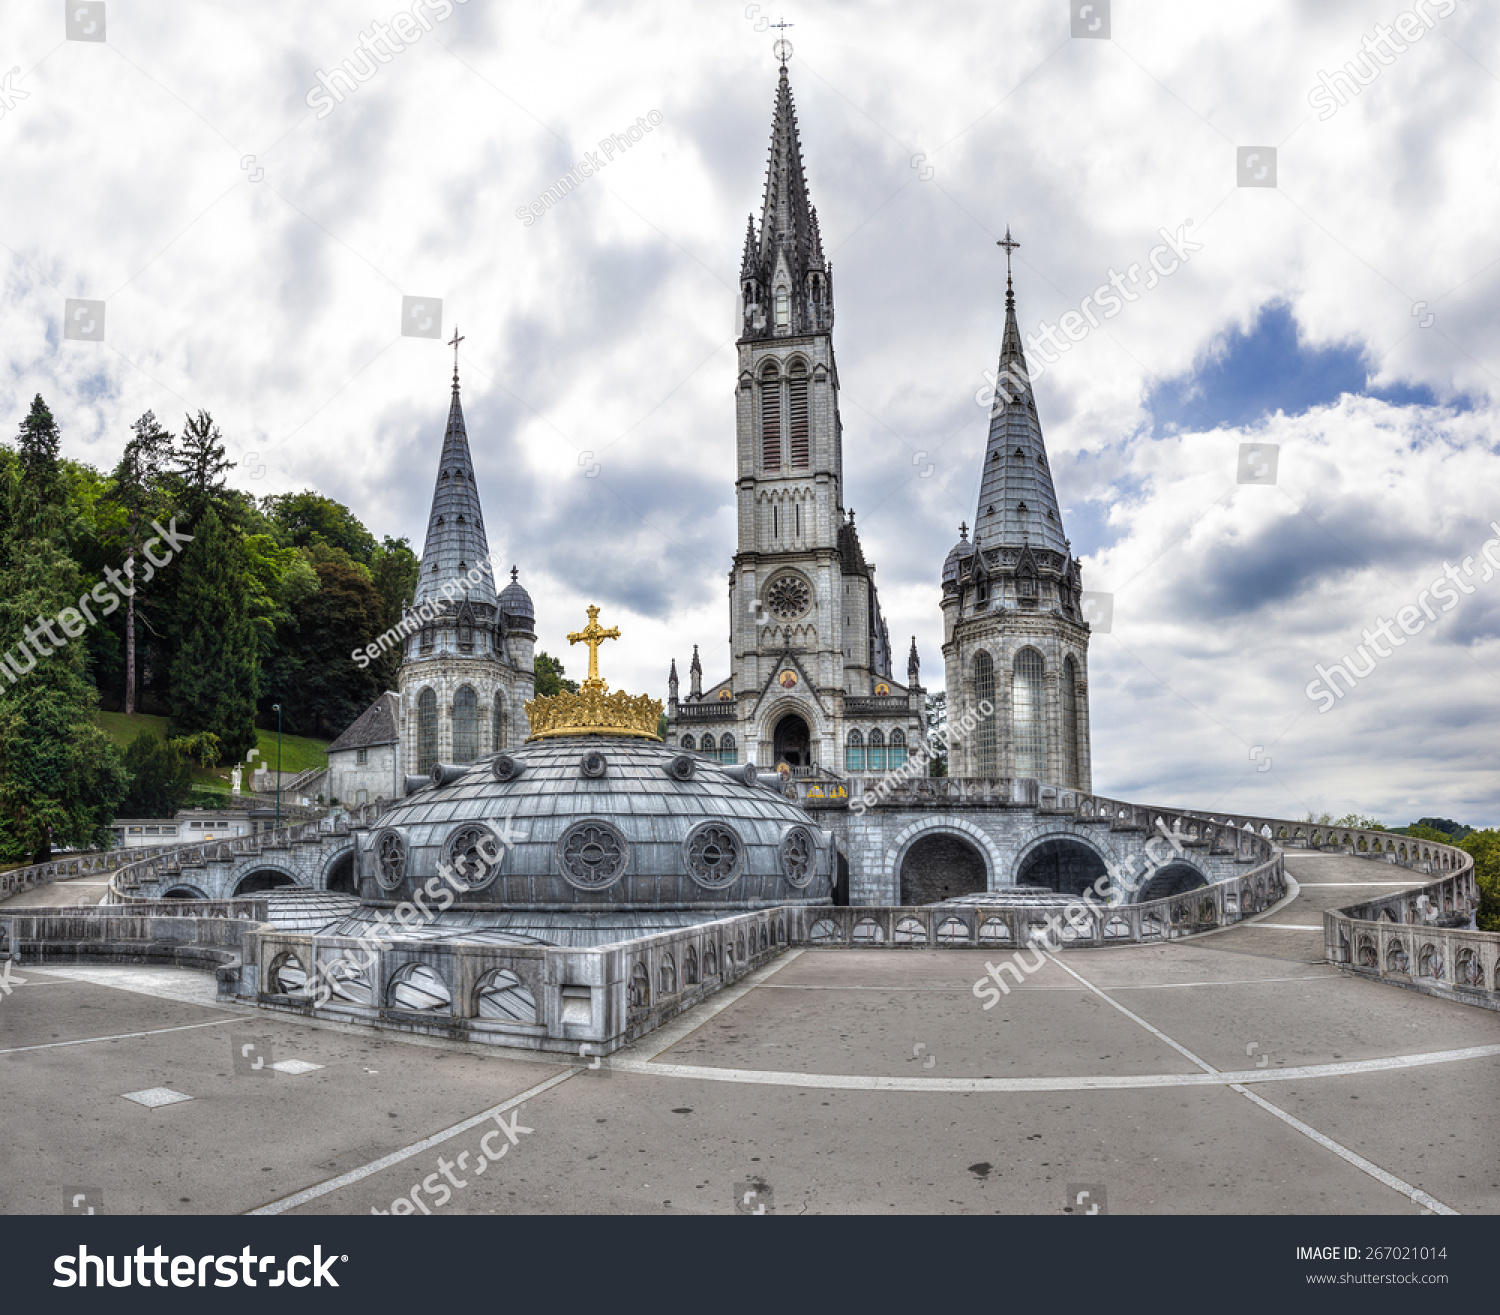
top-left (845, 730), bottom-right (865, 772)
top-left (457, 609), bottom-right (473, 651)
top-left (788, 360), bottom-right (809, 468)
top-left (419, 623), bottom-right (434, 652)
top-left (774, 287), bottom-right (789, 327)
top-left (974, 652), bottom-right (997, 775)
top-left (416, 688), bottom-right (438, 774)
top-left (681, 734), bottom-right (695, 752)
top-left (492, 697), bottom-right (505, 754)
top-left (699, 733), bottom-right (716, 759)
top-left (868, 729), bottom-right (887, 772)
top-left (453, 686), bottom-right (479, 763)
top-left (1061, 655), bottom-right (1079, 788)
top-left (760, 364), bottom-right (782, 469)
top-left (720, 733), bottom-right (737, 765)
top-left (1012, 648), bottom-right (1045, 778)
top-left (890, 728), bottom-right (907, 768)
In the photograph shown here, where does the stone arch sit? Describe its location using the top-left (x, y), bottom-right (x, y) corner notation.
top-left (232, 867), bottom-right (300, 896)
top-left (1135, 861), bottom-right (1210, 904)
top-left (161, 884), bottom-right (209, 900)
top-left (1013, 834), bottom-right (1109, 897)
top-left (899, 832), bottom-right (987, 904)
top-left (1010, 824), bottom-right (1121, 897)
top-left (755, 693), bottom-right (828, 767)
top-left (883, 816), bottom-right (1003, 901)
top-left (319, 840), bottom-right (357, 894)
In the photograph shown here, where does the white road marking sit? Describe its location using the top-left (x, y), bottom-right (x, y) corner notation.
top-left (1042, 951), bottom-right (1460, 1214)
top-left (616, 1043), bottom-right (1500, 1092)
top-left (247, 1068), bottom-right (576, 1216)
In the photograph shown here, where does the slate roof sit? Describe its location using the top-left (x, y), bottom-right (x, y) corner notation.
top-left (327, 691), bottom-right (400, 753)
top-left (414, 379), bottom-right (499, 610)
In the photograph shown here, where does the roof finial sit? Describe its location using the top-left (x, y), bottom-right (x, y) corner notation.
top-left (771, 16), bottom-right (794, 66)
top-left (959, 520), bottom-right (968, 541)
top-left (997, 226), bottom-right (1019, 307)
top-left (447, 326), bottom-right (465, 391)
top-left (510, 565), bottom-right (518, 584)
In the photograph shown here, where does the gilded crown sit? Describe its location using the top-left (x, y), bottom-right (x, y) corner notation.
top-left (524, 605), bottom-right (663, 741)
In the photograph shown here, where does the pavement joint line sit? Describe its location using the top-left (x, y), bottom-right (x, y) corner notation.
top-left (758, 974), bottom-right (1335, 992)
top-left (1234, 923), bottom-right (1324, 930)
top-left (1294, 882), bottom-right (1432, 887)
top-left (0, 1017), bottom-right (240, 1055)
top-left (1041, 950), bottom-right (1462, 1214)
top-left (246, 1067), bottom-right (577, 1216)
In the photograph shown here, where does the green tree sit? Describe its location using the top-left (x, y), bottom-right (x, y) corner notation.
top-left (1461, 830), bottom-right (1500, 933)
top-left (169, 506), bottom-right (259, 761)
top-left (172, 410), bottom-right (235, 521)
top-left (534, 651), bottom-right (578, 696)
top-left (262, 491), bottom-right (378, 561)
top-left (368, 536), bottom-right (419, 689)
top-left (0, 398), bottom-right (127, 860)
top-left (105, 411), bottom-right (173, 714)
top-left (119, 731), bottom-right (194, 818)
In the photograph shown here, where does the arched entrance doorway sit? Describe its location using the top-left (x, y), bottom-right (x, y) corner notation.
top-left (233, 870), bottom-right (298, 896)
top-left (833, 851), bottom-right (850, 906)
top-left (772, 712), bottom-right (811, 769)
top-left (1135, 862), bottom-right (1207, 903)
top-left (325, 850), bottom-right (356, 895)
top-left (900, 833), bottom-right (987, 904)
top-left (1015, 837), bottom-right (1108, 897)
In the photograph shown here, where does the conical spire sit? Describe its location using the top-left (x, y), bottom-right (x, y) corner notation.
top-left (973, 270), bottom-right (1069, 557)
top-left (756, 66), bottom-right (818, 274)
top-left (414, 376), bottom-right (499, 609)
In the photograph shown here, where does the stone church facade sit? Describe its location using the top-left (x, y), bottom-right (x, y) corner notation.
top-left (665, 66), bottom-right (926, 777)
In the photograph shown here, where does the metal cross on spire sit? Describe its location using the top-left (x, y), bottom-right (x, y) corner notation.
top-left (447, 326), bottom-right (465, 388)
top-left (771, 16), bottom-right (794, 65)
top-left (567, 604), bottom-right (622, 692)
top-left (997, 226), bottom-right (1020, 297)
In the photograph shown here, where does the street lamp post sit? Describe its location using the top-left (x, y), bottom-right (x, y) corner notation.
top-left (271, 703), bottom-right (282, 829)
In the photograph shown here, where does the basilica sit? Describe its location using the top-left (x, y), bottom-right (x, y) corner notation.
top-left (328, 61), bottom-right (1093, 818)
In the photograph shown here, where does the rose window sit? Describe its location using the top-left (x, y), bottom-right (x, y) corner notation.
top-left (557, 821), bottom-right (628, 890)
top-left (765, 575), bottom-right (811, 620)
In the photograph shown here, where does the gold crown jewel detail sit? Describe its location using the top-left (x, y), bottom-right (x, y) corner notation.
top-left (525, 605), bottom-right (663, 741)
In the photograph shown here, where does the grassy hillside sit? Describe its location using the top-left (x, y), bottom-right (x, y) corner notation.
top-left (96, 712), bottom-right (331, 793)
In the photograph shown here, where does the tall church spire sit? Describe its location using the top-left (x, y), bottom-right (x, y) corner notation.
top-left (973, 248), bottom-right (1069, 558)
top-left (739, 65), bottom-right (831, 341)
top-left (414, 371), bottom-right (498, 610)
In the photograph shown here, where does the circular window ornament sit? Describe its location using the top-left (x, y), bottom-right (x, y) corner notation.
top-left (579, 750), bottom-right (608, 779)
top-left (780, 826), bottom-right (815, 887)
top-left (685, 821), bottom-right (746, 890)
top-left (492, 753), bottom-right (524, 783)
top-left (778, 670), bottom-right (798, 690)
top-left (373, 829), bottom-right (407, 891)
top-left (556, 820), bottom-right (628, 891)
top-left (445, 824), bottom-right (502, 891)
top-left (765, 575), bottom-right (811, 620)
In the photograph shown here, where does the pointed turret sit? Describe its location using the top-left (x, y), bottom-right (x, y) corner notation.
top-left (668, 658), bottom-right (679, 711)
top-left (739, 65), bottom-right (832, 341)
top-left (689, 644), bottom-right (702, 699)
top-left (908, 636), bottom-right (920, 688)
top-left (414, 373), bottom-right (498, 610)
top-left (973, 272), bottom-right (1069, 557)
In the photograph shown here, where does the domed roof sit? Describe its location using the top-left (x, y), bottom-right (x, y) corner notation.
top-left (498, 566), bottom-right (534, 620)
top-left (942, 524), bottom-right (975, 584)
top-left (354, 737), bottom-right (832, 917)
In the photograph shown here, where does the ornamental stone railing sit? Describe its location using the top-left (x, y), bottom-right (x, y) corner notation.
top-left (103, 801), bottom-right (390, 904)
top-left (673, 702), bottom-right (739, 722)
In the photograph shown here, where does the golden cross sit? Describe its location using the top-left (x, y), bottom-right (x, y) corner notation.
top-left (567, 604), bottom-right (621, 691)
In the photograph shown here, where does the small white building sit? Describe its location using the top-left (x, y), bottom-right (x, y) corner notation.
top-left (324, 691), bottom-right (402, 808)
top-left (111, 809), bottom-right (256, 850)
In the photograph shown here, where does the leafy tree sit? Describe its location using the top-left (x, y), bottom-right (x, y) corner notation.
top-left (368, 536), bottom-right (419, 689)
top-left (1410, 817), bottom-right (1471, 841)
top-left (119, 731), bottom-right (194, 818)
top-left (534, 651), bottom-right (578, 696)
top-left (1462, 830), bottom-right (1500, 932)
top-left (1398, 823), bottom-right (1453, 845)
top-left (262, 491), bottom-right (378, 562)
top-left (169, 506), bottom-right (259, 761)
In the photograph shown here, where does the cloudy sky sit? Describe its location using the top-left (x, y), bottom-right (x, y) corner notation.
top-left (3, 0), bottom-right (1497, 825)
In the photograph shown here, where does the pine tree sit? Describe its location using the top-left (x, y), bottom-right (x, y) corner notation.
top-left (173, 409), bottom-right (235, 521)
top-left (107, 411), bottom-right (172, 714)
top-left (169, 505), bottom-right (260, 761)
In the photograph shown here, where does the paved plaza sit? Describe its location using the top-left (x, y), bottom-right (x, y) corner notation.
top-left (2, 852), bottom-right (1496, 1216)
